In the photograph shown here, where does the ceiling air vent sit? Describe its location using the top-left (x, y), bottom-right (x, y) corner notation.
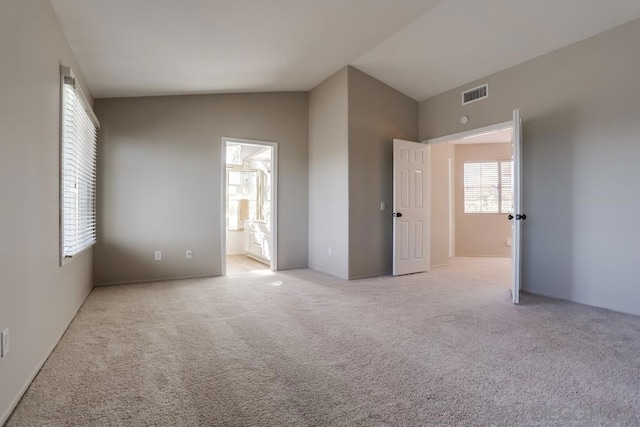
top-left (462, 84), bottom-right (489, 105)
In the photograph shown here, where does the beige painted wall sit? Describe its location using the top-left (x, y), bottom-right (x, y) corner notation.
top-left (347, 67), bottom-right (418, 278)
top-left (454, 143), bottom-right (512, 257)
top-left (429, 142), bottom-right (452, 267)
top-left (0, 1), bottom-right (94, 422)
top-left (419, 18), bottom-right (640, 315)
top-left (308, 68), bottom-right (350, 279)
top-left (93, 92), bottom-right (308, 285)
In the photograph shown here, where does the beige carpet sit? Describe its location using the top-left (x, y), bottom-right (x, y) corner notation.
top-left (226, 255), bottom-right (270, 275)
top-left (8, 258), bottom-right (640, 426)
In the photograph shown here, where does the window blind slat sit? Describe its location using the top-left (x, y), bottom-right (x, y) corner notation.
top-left (464, 160), bottom-right (513, 214)
top-left (61, 81), bottom-right (98, 258)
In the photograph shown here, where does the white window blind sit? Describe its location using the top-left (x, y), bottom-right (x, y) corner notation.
top-left (463, 161), bottom-right (513, 214)
top-left (61, 70), bottom-right (98, 259)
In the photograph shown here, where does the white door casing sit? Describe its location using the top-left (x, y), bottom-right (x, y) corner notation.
top-left (511, 109), bottom-right (523, 304)
top-left (221, 137), bottom-right (278, 275)
top-left (393, 139), bottom-right (430, 276)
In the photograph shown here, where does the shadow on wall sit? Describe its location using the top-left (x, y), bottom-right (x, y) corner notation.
top-left (91, 243), bottom-right (174, 285)
top-left (91, 241), bottom-right (219, 285)
top-left (522, 103), bottom-right (578, 300)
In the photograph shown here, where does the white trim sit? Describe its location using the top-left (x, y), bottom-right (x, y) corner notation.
top-left (94, 274), bottom-right (218, 287)
top-left (430, 263), bottom-right (451, 268)
top-left (426, 145), bottom-right (432, 272)
top-left (221, 137), bottom-right (278, 274)
top-left (422, 120), bottom-right (512, 145)
top-left (454, 254), bottom-right (512, 258)
top-left (221, 140), bottom-right (226, 276)
top-left (59, 70), bottom-right (66, 267)
top-left (59, 66), bottom-right (99, 128)
top-left (448, 156), bottom-right (455, 258)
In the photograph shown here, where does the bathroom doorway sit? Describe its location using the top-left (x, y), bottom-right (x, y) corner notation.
top-left (221, 138), bottom-right (277, 275)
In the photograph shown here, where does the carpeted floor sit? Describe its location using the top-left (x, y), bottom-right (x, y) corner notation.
top-left (7, 258), bottom-right (640, 426)
top-left (226, 255), bottom-right (270, 275)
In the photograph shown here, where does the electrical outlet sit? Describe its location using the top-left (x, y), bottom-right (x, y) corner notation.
top-left (186, 250), bottom-right (193, 259)
top-left (1, 328), bottom-right (8, 358)
top-left (154, 251), bottom-right (162, 261)
top-left (328, 247), bottom-right (332, 256)
top-left (506, 238), bottom-right (512, 246)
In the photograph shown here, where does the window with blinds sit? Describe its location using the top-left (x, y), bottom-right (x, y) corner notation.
top-left (463, 161), bottom-right (513, 214)
top-left (61, 69), bottom-right (98, 259)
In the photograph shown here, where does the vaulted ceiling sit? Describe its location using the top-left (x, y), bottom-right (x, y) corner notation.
top-left (50, 0), bottom-right (640, 100)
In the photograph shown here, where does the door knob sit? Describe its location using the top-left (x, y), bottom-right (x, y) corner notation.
top-left (392, 212), bottom-right (403, 217)
top-left (508, 214), bottom-right (527, 220)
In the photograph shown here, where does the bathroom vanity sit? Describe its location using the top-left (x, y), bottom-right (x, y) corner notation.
top-left (243, 220), bottom-right (271, 265)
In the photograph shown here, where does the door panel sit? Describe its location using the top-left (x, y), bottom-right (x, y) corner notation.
top-left (415, 171), bottom-right (424, 207)
top-left (393, 139), bottom-right (430, 276)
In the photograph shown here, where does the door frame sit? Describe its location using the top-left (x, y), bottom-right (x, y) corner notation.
top-left (422, 119), bottom-right (516, 291)
top-left (424, 120), bottom-right (513, 263)
top-left (423, 120), bottom-right (513, 145)
top-left (221, 137), bottom-right (278, 275)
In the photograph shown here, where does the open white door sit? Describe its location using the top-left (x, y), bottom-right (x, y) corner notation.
top-left (393, 139), bottom-right (430, 276)
top-left (511, 109), bottom-right (524, 304)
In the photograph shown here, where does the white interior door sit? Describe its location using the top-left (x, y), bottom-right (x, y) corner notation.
top-left (511, 109), bottom-right (524, 304)
top-left (393, 139), bottom-right (430, 276)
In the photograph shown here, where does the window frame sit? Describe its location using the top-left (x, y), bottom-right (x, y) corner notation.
top-left (463, 160), bottom-right (513, 215)
top-left (59, 66), bottom-right (100, 265)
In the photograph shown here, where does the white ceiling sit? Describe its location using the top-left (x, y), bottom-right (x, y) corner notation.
top-left (50, 0), bottom-right (640, 100)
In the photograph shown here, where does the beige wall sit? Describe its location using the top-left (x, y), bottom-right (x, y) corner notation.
top-left (0, 1), bottom-right (94, 423)
top-left (308, 66), bottom-right (418, 279)
top-left (429, 143), bottom-right (452, 266)
top-left (454, 143), bottom-right (512, 257)
top-left (347, 67), bottom-right (418, 278)
top-left (308, 68), bottom-right (350, 279)
top-left (93, 92), bottom-right (309, 285)
top-left (419, 18), bottom-right (640, 315)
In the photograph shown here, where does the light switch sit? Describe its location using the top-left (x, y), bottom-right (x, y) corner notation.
top-left (380, 202), bottom-right (386, 211)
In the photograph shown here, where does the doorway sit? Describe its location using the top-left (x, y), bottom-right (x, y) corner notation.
top-left (221, 138), bottom-right (277, 275)
top-left (424, 120), bottom-right (515, 294)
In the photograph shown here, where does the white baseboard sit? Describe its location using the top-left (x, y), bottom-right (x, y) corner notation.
top-left (349, 271), bottom-right (392, 280)
top-left (94, 274), bottom-right (219, 287)
top-left (1, 286), bottom-right (92, 426)
top-left (95, 267), bottom-right (318, 287)
top-left (430, 263), bottom-right (451, 268)
top-left (454, 254), bottom-right (511, 258)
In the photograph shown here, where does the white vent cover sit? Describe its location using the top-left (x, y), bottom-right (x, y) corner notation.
top-left (462, 84), bottom-right (489, 105)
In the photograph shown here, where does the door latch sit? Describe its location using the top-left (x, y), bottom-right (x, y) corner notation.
top-left (508, 214), bottom-right (527, 220)
top-left (392, 212), bottom-right (403, 218)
